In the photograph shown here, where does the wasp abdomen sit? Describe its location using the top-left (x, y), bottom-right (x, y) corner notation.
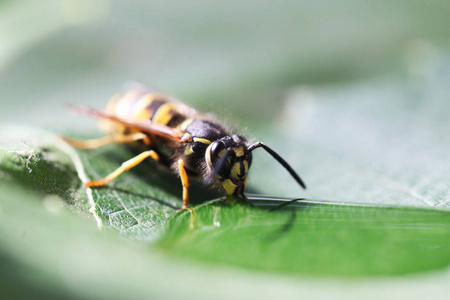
top-left (104, 91), bottom-right (193, 136)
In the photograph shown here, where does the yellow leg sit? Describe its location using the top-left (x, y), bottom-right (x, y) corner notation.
top-left (85, 150), bottom-right (159, 187)
top-left (62, 132), bottom-right (151, 149)
top-left (178, 159), bottom-right (190, 209)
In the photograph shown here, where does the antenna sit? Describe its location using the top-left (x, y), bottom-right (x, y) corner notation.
top-left (247, 142), bottom-right (306, 189)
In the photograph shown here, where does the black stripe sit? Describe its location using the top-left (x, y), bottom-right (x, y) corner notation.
top-left (239, 161), bottom-right (245, 178)
top-left (148, 99), bottom-right (167, 121)
top-left (166, 111), bottom-right (186, 128)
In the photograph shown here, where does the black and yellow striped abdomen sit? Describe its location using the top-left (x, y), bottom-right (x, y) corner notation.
top-left (102, 89), bottom-right (225, 174)
top-left (103, 90), bottom-right (196, 137)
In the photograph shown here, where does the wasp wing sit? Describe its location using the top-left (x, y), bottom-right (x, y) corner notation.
top-left (67, 104), bottom-right (184, 141)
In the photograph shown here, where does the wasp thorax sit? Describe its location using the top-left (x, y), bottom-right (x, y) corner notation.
top-left (206, 135), bottom-right (252, 195)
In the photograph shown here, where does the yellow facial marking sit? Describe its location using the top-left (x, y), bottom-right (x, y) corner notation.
top-left (222, 179), bottom-right (237, 195)
top-left (193, 137), bottom-right (212, 145)
top-left (231, 163), bottom-right (241, 179)
top-left (243, 160), bottom-right (248, 173)
top-left (234, 146), bottom-right (245, 157)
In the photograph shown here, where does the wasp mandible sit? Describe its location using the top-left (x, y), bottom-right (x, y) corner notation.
top-left (64, 84), bottom-right (306, 209)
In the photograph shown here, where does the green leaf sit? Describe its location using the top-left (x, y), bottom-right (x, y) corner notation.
top-left (2, 56), bottom-right (450, 285)
top-left (2, 182), bottom-right (448, 300)
top-left (1, 128), bottom-right (450, 298)
top-left (159, 200), bottom-right (450, 277)
top-left (2, 1), bottom-right (450, 298)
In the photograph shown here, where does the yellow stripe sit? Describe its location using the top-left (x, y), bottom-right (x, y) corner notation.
top-left (152, 103), bottom-right (177, 125)
top-left (113, 91), bottom-right (140, 118)
top-left (193, 137), bottom-right (212, 145)
top-left (177, 118), bottom-right (194, 131)
top-left (131, 94), bottom-right (155, 120)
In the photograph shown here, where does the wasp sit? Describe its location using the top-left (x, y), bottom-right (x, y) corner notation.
top-left (63, 84), bottom-right (306, 209)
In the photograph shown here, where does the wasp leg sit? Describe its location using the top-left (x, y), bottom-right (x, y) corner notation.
top-left (178, 159), bottom-right (190, 210)
top-left (85, 150), bottom-right (159, 187)
top-left (62, 132), bottom-right (151, 149)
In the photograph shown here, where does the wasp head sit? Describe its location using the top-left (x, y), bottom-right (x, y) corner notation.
top-left (205, 135), bottom-right (307, 198)
top-left (205, 135), bottom-right (252, 196)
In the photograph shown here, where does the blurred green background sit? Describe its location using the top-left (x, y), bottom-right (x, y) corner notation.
top-left (2, 0), bottom-right (450, 128)
top-left (1, 1), bottom-right (450, 299)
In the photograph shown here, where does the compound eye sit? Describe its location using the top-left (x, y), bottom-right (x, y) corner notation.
top-left (215, 155), bottom-right (232, 178)
top-left (210, 141), bottom-right (225, 162)
top-left (209, 141), bottom-right (234, 179)
top-left (247, 152), bottom-right (252, 168)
